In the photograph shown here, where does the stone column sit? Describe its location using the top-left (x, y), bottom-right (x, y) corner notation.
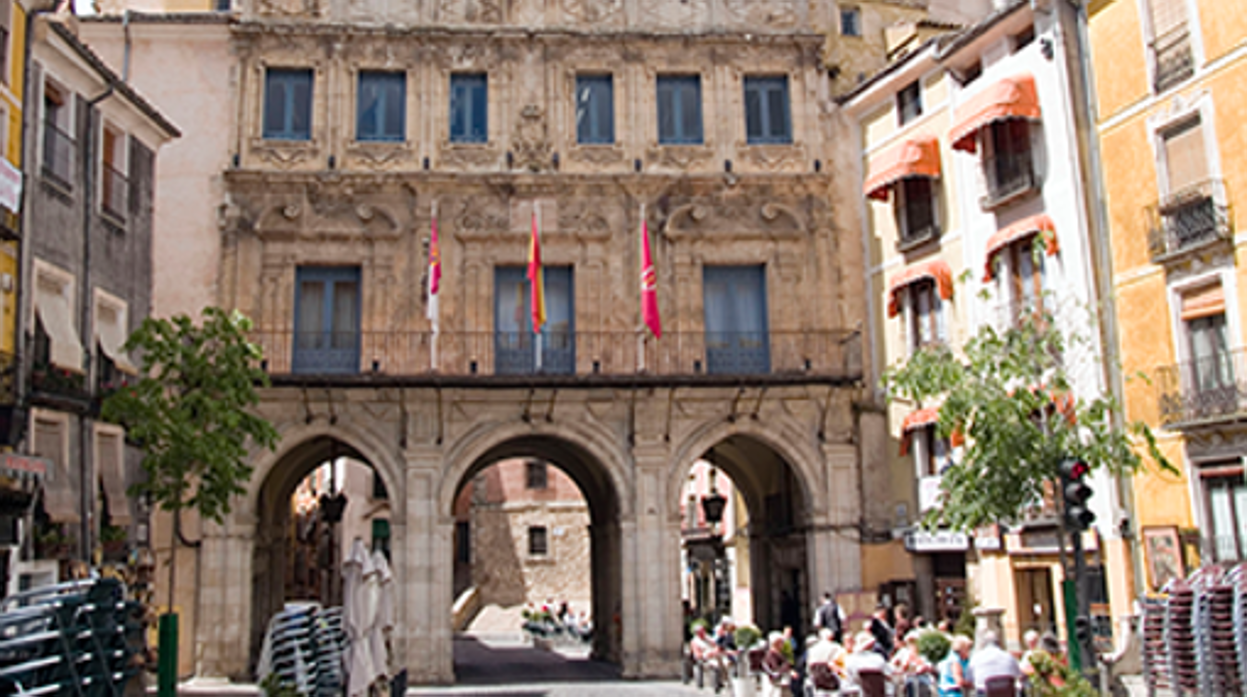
top-left (810, 443), bottom-right (862, 595)
top-left (196, 518), bottom-right (256, 680)
top-left (629, 450), bottom-right (683, 679)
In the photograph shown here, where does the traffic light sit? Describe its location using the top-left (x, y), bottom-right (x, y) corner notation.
top-left (1060, 458), bottom-right (1096, 532)
top-left (1073, 615), bottom-right (1093, 648)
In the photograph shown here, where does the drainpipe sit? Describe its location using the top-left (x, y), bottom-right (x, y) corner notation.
top-left (78, 84), bottom-right (115, 559)
top-left (122, 9), bottom-right (131, 84)
top-left (1061, 0), bottom-right (1145, 602)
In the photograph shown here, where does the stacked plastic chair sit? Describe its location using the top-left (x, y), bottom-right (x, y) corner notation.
top-left (1141, 595), bottom-right (1173, 697)
top-left (311, 607), bottom-right (346, 697)
top-left (257, 603), bottom-right (351, 697)
top-left (0, 578), bottom-right (142, 697)
top-left (1166, 579), bottom-right (1198, 695)
top-left (1203, 567), bottom-right (1241, 697)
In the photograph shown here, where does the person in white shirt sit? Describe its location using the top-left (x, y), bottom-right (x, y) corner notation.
top-left (968, 631), bottom-right (1022, 694)
top-left (842, 631), bottom-right (892, 692)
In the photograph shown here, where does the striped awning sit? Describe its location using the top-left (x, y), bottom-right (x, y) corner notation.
top-left (950, 74), bottom-right (1042, 153)
top-left (887, 260), bottom-right (955, 318)
top-left (863, 137), bottom-right (941, 202)
top-left (983, 214), bottom-right (1059, 281)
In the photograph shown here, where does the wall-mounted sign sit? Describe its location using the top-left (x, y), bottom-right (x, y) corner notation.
top-left (0, 158), bottom-right (22, 214)
top-left (0, 453), bottom-right (48, 479)
top-left (904, 530), bottom-right (969, 552)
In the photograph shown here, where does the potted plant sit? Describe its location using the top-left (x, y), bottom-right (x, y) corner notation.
top-left (731, 624), bottom-right (763, 697)
top-left (101, 524), bottom-right (128, 559)
top-left (34, 527), bottom-right (73, 559)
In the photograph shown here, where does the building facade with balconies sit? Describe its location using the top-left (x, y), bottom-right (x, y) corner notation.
top-left (844, 0), bottom-right (1130, 648)
top-left (1088, 0), bottom-right (1247, 578)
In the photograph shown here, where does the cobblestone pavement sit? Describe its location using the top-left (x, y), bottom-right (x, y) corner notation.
top-left (405, 635), bottom-right (709, 696)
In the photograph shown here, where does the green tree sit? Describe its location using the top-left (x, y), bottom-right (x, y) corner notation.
top-left (881, 305), bottom-right (1170, 532)
top-left (101, 307), bottom-right (279, 608)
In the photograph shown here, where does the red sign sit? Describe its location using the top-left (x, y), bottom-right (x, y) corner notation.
top-left (0, 453), bottom-right (49, 478)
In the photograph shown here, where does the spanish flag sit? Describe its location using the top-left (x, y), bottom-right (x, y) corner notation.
top-left (427, 203), bottom-right (441, 333)
top-left (527, 206), bottom-right (546, 333)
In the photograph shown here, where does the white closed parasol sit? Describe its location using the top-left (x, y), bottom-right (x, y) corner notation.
top-left (343, 538), bottom-right (376, 697)
top-left (369, 549), bottom-right (395, 685)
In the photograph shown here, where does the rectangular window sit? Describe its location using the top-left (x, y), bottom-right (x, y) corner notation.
top-left (1162, 117), bottom-right (1208, 196)
top-left (450, 73), bottom-right (488, 143)
top-left (101, 125), bottom-right (128, 220)
top-left (703, 265), bottom-right (769, 374)
top-left (897, 177), bottom-right (937, 244)
top-left (1155, 117), bottom-right (1221, 252)
top-left (494, 266), bottom-right (574, 375)
top-left (984, 119), bottom-right (1034, 203)
top-left (657, 75), bottom-right (703, 145)
top-left (293, 266), bottom-right (360, 374)
top-left (912, 426), bottom-right (950, 478)
top-left (357, 71), bottom-right (406, 142)
top-left (840, 6), bottom-right (860, 36)
top-left (1206, 471), bottom-right (1247, 562)
top-left (371, 518), bottom-right (391, 559)
top-left (42, 82), bottom-right (73, 186)
top-left (263, 68), bottom-right (313, 141)
top-left (1184, 308), bottom-right (1232, 397)
top-left (528, 526), bottom-right (548, 556)
top-left (1146, 0), bottom-right (1194, 93)
top-left (1007, 240), bottom-right (1045, 320)
top-left (908, 280), bottom-right (943, 352)
top-left (0, 0), bottom-right (11, 86)
top-left (575, 75), bottom-right (614, 145)
top-left (897, 81), bottom-right (922, 126)
top-left (744, 76), bottom-right (792, 145)
top-left (526, 461), bottom-right (548, 490)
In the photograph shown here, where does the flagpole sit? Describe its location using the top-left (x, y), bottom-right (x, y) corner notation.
top-left (534, 201), bottom-right (544, 373)
top-left (430, 200), bottom-right (439, 373)
top-left (637, 203), bottom-right (646, 374)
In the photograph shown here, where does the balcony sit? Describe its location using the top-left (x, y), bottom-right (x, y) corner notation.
top-left (29, 358), bottom-right (91, 409)
top-left (1151, 24), bottom-right (1195, 94)
top-left (252, 329), bottom-right (862, 384)
top-left (1146, 180), bottom-right (1232, 263)
top-left (980, 150), bottom-right (1038, 209)
top-left (1157, 347), bottom-right (1247, 427)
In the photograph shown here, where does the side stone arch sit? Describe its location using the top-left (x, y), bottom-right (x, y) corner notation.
top-left (436, 417), bottom-right (636, 522)
top-left (665, 415), bottom-right (824, 520)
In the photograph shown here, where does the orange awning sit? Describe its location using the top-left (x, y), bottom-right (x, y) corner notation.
top-left (950, 74), bottom-right (1042, 153)
top-left (898, 407), bottom-right (939, 456)
top-left (863, 137), bottom-right (942, 201)
top-left (887, 260), bottom-right (954, 317)
top-left (983, 214), bottom-right (1059, 281)
top-left (1181, 284), bottom-right (1225, 321)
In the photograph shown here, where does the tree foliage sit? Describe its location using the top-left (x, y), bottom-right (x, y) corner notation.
top-left (101, 308), bottom-right (279, 524)
top-left (882, 306), bottom-right (1171, 532)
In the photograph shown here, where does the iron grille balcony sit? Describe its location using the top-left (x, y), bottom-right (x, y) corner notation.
top-left (41, 121), bottom-right (74, 187)
top-left (251, 329), bottom-right (861, 381)
top-left (30, 357), bottom-right (91, 406)
top-left (980, 150), bottom-right (1037, 209)
top-left (1151, 24), bottom-right (1195, 94)
top-left (1146, 179), bottom-right (1232, 263)
top-left (1156, 347), bottom-right (1247, 427)
top-left (102, 164), bottom-right (129, 221)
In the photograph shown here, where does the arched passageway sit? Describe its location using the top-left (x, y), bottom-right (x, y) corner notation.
top-left (446, 434), bottom-right (624, 679)
top-left (678, 434), bottom-right (812, 636)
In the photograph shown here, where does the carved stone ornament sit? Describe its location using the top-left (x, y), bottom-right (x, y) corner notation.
top-left (512, 104), bottom-right (552, 172)
top-left (560, 0), bottom-right (623, 26)
top-left (740, 144), bottom-right (805, 172)
top-left (721, 0), bottom-right (798, 29)
top-left (567, 145), bottom-right (625, 165)
top-left (249, 140), bottom-right (320, 169)
top-left (344, 142), bottom-right (416, 170)
top-left (646, 145), bottom-right (714, 170)
top-left (440, 0), bottom-right (505, 24)
top-left (452, 200), bottom-right (509, 240)
top-left (664, 201), bottom-right (807, 241)
top-left (255, 0), bottom-right (322, 18)
top-left (557, 201), bottom-right (613, 242)
top-left (439, 145), bottom-right (501, 168)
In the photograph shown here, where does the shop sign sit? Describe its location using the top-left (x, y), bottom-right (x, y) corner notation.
top-left (0, 453), bottom-right (49, 479)
top-left (904, 530), bottom-right (969, 552)
top-left (0, 158), bottom-right (21, 214)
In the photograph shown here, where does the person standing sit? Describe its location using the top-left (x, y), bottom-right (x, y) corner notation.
top-left (869, 605), bottom-right (895, 658)
top-left (813, 592), bottom-right (844, 644)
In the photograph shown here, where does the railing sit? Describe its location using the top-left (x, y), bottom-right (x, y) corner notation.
top-left (1146, 179), bottom-right (1232, 262)
top-left (102, 163), bottom-right (129, 221)
top-left (41, 121), bottom-right (74, 187)
top-left (1202, 533), bottom-right (1245, 564)
top-left (1151, 24), bottom-right (1195, 94)
top-left (30, 358), bottom-right (91, 404)
top-left (1156, 346), bottom-right (1247, 426)
top-left (981, 150), bottom-right (1037, 208)
top-left (251, 329), bottom-right (862, 379)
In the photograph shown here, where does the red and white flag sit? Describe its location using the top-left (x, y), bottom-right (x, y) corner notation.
top-left (640, 208), bottom-right (662, 338)
top-left (427, 203), bottom-right (441, 333)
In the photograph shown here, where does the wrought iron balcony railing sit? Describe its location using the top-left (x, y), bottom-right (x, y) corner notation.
top-left (250, 329), bottom-right (862, 381)
top-left (980, 150), bottom-right (1038, 209)
top-left (1146, 179), bottom-right (1232, 262)
top-left (1156, 346), bottom-right (1247, 427)
top-left (1151, 24), bottom-right (1195, 94)
top-left (41, 121), bottom-right (75, 188)
top-left (30, 358), bottom-right (91, 405)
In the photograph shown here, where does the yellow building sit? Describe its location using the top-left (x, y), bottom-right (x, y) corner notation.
top-left (0, 0), bottom-right (24, 366)
top-left (1089, 0), bottom-right (1247, 588)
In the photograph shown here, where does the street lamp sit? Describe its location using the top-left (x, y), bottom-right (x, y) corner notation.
top-left (700, 468), bottom-right (727, 530)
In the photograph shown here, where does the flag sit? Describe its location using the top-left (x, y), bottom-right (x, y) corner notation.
top-left (640, 210), bottom-right (662, 338)
top-left (527, 207), bottom-right (546, 333)
top-left (427, 205), bottom-right (441, 332)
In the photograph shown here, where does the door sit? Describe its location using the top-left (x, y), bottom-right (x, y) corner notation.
top-left (703, 265), bottom-right (769, 374)
top-left (1014, 568), bottom-right (1056, 638)
top-left (293, 267), bottom-right (360, 374)
top-left (494, 266), bottom-right (574, 375)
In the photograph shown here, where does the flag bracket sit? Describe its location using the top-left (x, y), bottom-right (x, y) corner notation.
top-left (727, 387), bottom-right (747, 423)
top-left (816, 386), bottom-right (836, 442)
top-left (543, 389), bottom-right (558, 423)
top-left (521, 387), bottom-right (537, 424)
top-left (750, 386), bottom-right (769, 421)
top-left (664, 387), bottom-right (677, 443)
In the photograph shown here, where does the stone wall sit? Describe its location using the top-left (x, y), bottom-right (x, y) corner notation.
top-left (472, 501), bottom-right (591, 610)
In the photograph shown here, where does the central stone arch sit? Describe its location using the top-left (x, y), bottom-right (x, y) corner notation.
top-left (436, 419), bottom-right (633, 670)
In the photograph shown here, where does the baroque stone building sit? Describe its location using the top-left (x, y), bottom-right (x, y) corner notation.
top-left (81, 0), bottom-right (897, 684)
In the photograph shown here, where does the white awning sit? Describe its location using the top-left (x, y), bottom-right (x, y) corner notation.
top-left (96, 428), bottom-right (132, 526)
top-left (35, 277), bottom-right (84, 373)
top-left (96, 303), bottom-right (138, 374)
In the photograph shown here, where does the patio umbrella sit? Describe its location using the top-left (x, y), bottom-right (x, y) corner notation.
top-left (369, 549), bottom-right (395, 685)
top-left (343, 538), bottom-right (376, 697)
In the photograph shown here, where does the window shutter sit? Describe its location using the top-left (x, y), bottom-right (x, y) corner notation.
top-left (1163, 117), bottom-right (1208, 195)
top-left (97, 429), bottom-right (131, 525)
top-left (1181, 283), bottom-right (1225, 320)
top-left (1148, 0), bottom-right (1188, 38)
top-left (34, 418), bottom-right (79, 523)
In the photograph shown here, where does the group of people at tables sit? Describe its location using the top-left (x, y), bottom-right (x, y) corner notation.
top-left (688, 607), bottom-right (1065, 696)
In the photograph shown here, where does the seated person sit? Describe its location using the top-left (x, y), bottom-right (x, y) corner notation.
top-left (842, 631), bottom-right (892, 692)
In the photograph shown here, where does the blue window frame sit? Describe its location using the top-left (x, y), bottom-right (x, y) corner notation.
top-left (703, 265), bottom-right (769, 374)
top-left (495, 266), bottom-right (574, 375)
top-left (293, 267), bottom-right (360, 374)
top-left (263, 68), bottom-right (313, 141)
top-left (657, 75), bottom-right (703, 145)
top-left (450, 73), bottom-right (488, 143)
top-left (357, 71), bottom-right (406, 142)
top-left (744, 76), bottom-right (792, 144)
top-left (576, 75), bottom-right (614, 145)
